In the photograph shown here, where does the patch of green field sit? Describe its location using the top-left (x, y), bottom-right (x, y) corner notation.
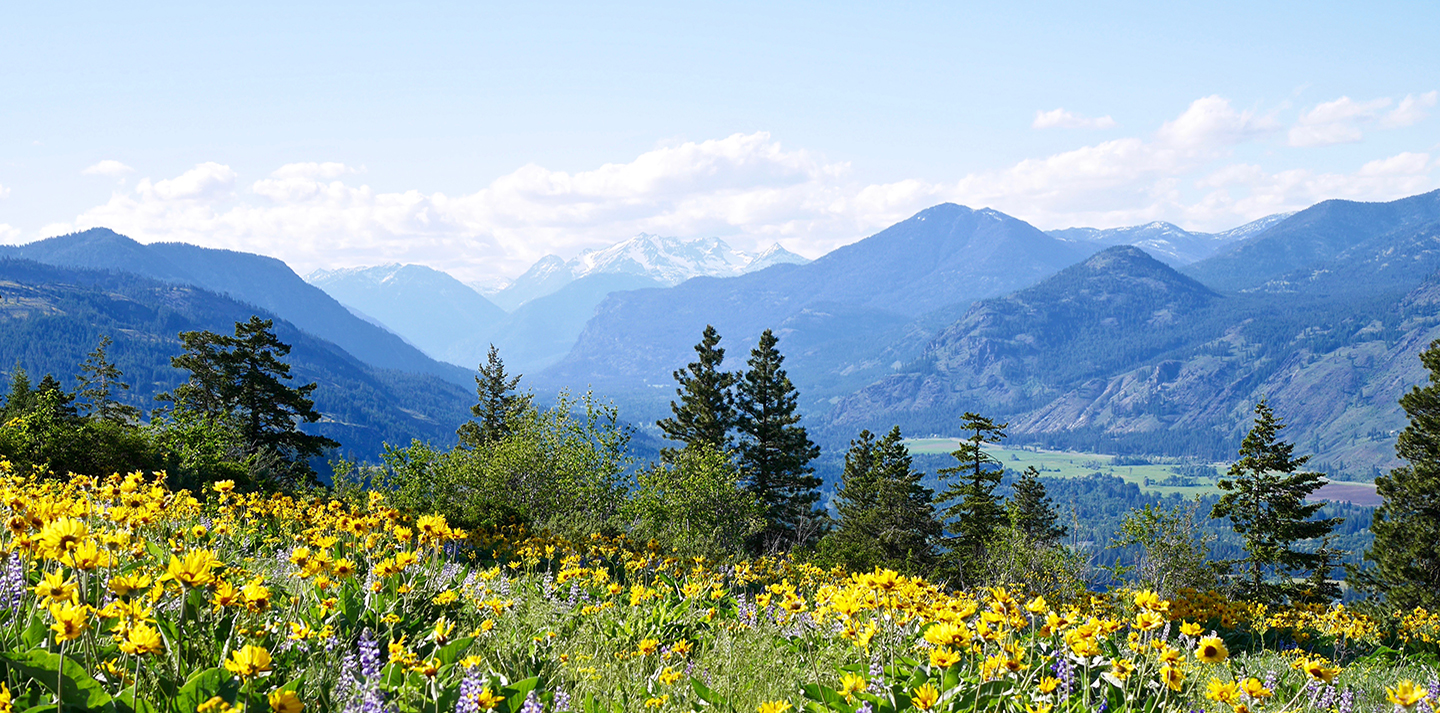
top-left (903, 438), bottom-right (1226, 498)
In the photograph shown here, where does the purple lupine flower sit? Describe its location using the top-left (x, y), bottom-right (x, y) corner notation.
top-left (552, 689), bottom-right (572, 713)
top-left (358, 629), bottom-right (382, 679)
top-left (856, 704), bottom-right (873, 713)
top-left (1428, 680), bottom-right (1440, 706)
top-left (1261, 671), bottom-right (1278, 694)
top-left (1, 553), bottom-right (26, 610)
top-left (1337, 688), bottom-right (1356, 713)
top-left (518, 691), bottom-right (543, 713)
top-left (455, 668), bottom-right (486, 713)
top-left (1052, 657), bottom-right (1076, 696)
top-left (868, 657), bottom-right (885, 691)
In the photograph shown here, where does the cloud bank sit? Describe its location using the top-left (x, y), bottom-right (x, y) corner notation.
top-left (1033, 108), bottom-right (1117, 130)
top-left (36, 93), bottom-right (1440, 284)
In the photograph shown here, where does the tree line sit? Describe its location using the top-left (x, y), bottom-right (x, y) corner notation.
top-left (1, 315), bottom-right (1437, 610)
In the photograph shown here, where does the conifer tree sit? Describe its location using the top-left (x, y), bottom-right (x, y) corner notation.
top-left (937, 412), bottom-right (1009, 587)
top-left (1, 365), bottom-right (34, 421)
top-left (1357, 341), bottom-right (1440, 608)
top-left (735, 329), bottom-right (822, 550)
top-left (75, 336), bottom-right (141, 423)
top-left (1211, 400), bottom-right (1340, 604)
top-left (162, 316), bottom-right (338, 489)
top-left (827, 426), bottom-right (940, 574)
top-left (457, 344), bottom-right (532, 449)
top-left (1008, 465), bottom-right (1067, 544)
top-left (657, 325), bottom-right (736, 455)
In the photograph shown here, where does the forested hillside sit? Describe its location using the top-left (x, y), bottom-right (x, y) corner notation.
top-left (0, 258), bottom-right (470, 459)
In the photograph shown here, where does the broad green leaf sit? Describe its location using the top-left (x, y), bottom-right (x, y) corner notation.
top-left (0, 648), bottom-right (112, 710)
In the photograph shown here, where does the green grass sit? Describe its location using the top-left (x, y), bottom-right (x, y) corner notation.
top-left (904, 439), bottom-right (1226, 498)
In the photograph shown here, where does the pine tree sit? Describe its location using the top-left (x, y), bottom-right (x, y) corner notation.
top-left (161, 316), bottom-right (338, 489)
top-left (75, 336), bottom-right (141, 423)
top-left (1356, 341), bottom-right (1440, 609)
top-left (827, 426), bottom-right (941, 574)
top-left (657, 325), bottom-right (736, 455)
top-left (735, 329), bottom-right (822, 551)
top-left (1008, 466), bottom-right (1067, 544)
top-left (457, 344), bottom-right (532, 449)
top-left (936, 412), bottom-right (1009, 587)
top-left (1210, 400), bottom-right (1340, 604)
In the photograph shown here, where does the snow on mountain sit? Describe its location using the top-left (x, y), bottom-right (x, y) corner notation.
top-left (1047, 213), bottom-right (1293, 266)
top-left (492, 234), bottom-right (810, 310)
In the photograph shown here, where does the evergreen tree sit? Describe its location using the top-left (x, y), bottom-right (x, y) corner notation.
top-left (1, 365), bottom-right (34, 421)
top-left (936, 412), bottom-right (1009, 587)
top-left (1356, 341), bottom-right (1440, 608)
top-left (457, 344), bottom-right (532, 449)
top-left (75, 335), bottom-right (141, 423)
top-left (161, 316), bottom-right (338, 489)
top-left (1008, 465), bottom-right (1068, 544)
top-left (735, 329), bottom-right (822, 551)
top-left (826, 426), bottom-right (941, 574)
top-left (657, 325), bottom-right (736, 455)
top-left (1210, 400), bottom-right (1340, 604)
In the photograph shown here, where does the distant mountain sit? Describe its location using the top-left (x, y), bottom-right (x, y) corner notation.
top-left (0, 258), bottom-right (471, 459)
top-left (0, 229), bottom-right (469, 384)
top-left (1185, 189), bottom-right (1440, 291)
top-left (307, 264), bottom-right (507, 361)
top-left (1047, 213), bottom-right (1289, 266)
top-left (540, 204), bottom-right (1097, 422)
top-left (491, 234), bottom-right (809, 310)
top-left (448, 273), bottom-right (664, 374)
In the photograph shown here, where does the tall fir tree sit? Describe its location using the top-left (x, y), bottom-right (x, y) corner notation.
top-left (1356, 341), bottom-right (1440, 608)
top-left (162, 316), bottom-right (338, 489)
top-left (657, 325), bottom-right (737, 455)
top-left (1210, 400), bottom-right (1340, 604)
top-left (735, 329), bottom-right (822, 551)
top-left (75, 335), bottom-right (141, 424)
top-left (457, 344), bottom-right (533, 449)
top-left (827, 426), bottom-right (941, 574)
top-left (1008, 466), bottom-right (1068, 544)
top-left (936, 412), bottom-right (1009, 587)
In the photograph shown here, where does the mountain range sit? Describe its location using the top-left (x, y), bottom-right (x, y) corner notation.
top-left (6, 189), bottom-right (1440, 480)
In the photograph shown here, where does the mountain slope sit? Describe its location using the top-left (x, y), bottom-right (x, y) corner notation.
top-left (1, 229), bottom-right (468, 383)
top-left (1185, 189), bottom-right (1440, 291)
top-left (307, 264), bottom-right (507, 360)
top-left (829, 214), bottom-right (1440, 475)
top-left (0, 258), bottom-right (471, 458)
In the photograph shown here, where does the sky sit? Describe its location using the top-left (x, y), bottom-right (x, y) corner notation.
top-left (2, 1), bottom-right (1437, 286)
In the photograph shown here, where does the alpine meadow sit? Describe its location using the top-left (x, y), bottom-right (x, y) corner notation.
top-left (2, 3), bottom-right (1439, 712)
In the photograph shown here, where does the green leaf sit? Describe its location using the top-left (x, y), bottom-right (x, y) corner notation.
top-left (111, 685), bottom-right (159, 713)
top-left (0, 648), bottom-right (112, 710)
top-left (499, 676), bottom-right (541, 713)
top-left (690, 678), bottom-right (729, 707)
top-left (800, 683), bottom-right (852, 712)
top-left (170, 667), bottom-right (240, 713)
top-left (435, 637), bottom-right (475, 666)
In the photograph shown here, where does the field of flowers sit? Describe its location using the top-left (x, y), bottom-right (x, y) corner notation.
top-left (1, 463), bottom-right (1437, 713)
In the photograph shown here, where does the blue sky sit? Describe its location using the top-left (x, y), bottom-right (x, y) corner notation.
top-left (2, 1), bottom-right (1437, 284)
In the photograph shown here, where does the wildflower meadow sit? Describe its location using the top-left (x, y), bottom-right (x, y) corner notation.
top-left (0, 463), bottom-right (1436, 713)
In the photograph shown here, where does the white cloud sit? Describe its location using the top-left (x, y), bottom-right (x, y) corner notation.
top-left (1032, 108), bottom-right (1117, 130)
top-left (1381, 91), bottom-right (1439, 128)
top-left (49, 96), bottom-right (1439, 282)
top-left (82, 160), bottom-right (135, 177)
top-left (0, 184), bottom-right (9, 200)
top-left (1289, 96), bottom-right (1391, 147)
top-left (0, 224), bottom-right (18, 244)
